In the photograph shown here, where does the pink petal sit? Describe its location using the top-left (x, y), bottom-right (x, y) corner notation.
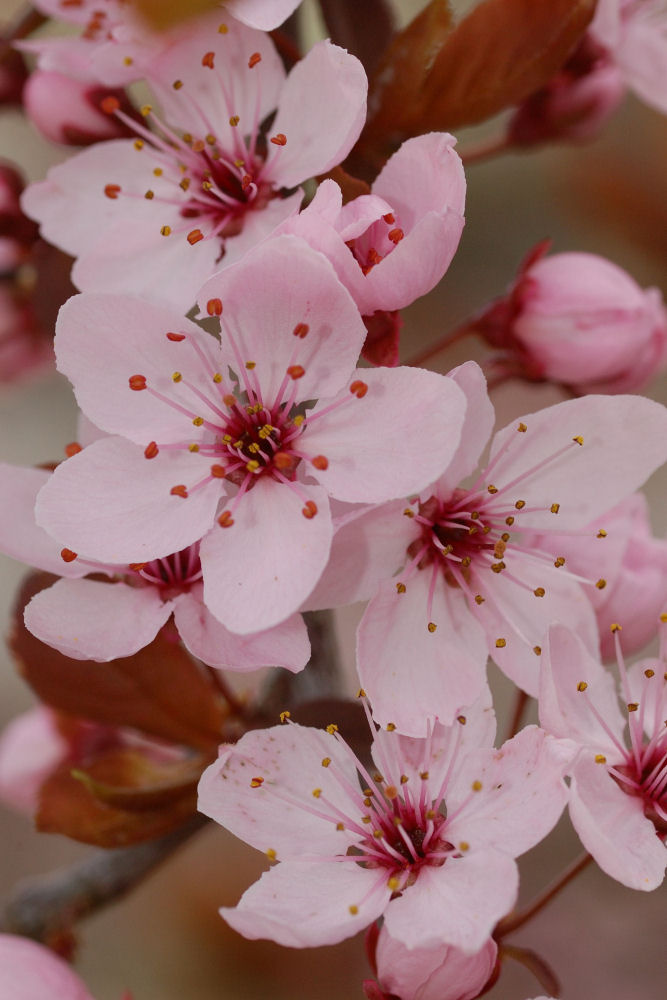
top-left (303, 366), bottom-right (468, 503)
top-left (198, 235), bottom-right (366, 406)
top-left (55, 294), bottom-right (210, 442)
top-left (375, 928), bottom-right (498, 1000)
top-left (435, 362), bottom-right (494, 495)
top-left (0, 708), bottom-right (68, 814)
top-left (220, 860), bottom-right (388, 947)
top-left (224, 0), bottom-right (302, 29)
top-left (383, 852), bottom-right (518, 953)
top-left (488, 395), bottom-right (667, 531)
top-left (0, 465), bottom-right (87, 577)
top-left (24, 578), bottom-right (173, 661)
top-left (0, 934), bottom-right (95, 999)
top-left (539, 624), bottom-right (625, 752)
top-left (446, 728), bottom-right (571, 857)
top-left (570, 754), bottom-right (666, 890)
top-left (197, 723), bottom-right (363, 858)
top-left (358, 573), bottom-right (488, 736)
top-left (200, 478), bottom-right (333, 633)
top-left (268, 41), bottom-right (367, 190)
top-left (35, 437), bottom-right (220, 563)
top-left (174, 589), bottom-right (309, 672)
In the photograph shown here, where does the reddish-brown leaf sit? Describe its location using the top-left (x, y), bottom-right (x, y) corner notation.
top-left (318, 165), bottom-right (371, 205)
top-left (37, 762), bottom-right (197, 847)
top-left (10, 572), bottom-right (226, 752)
top-left (421, 0), bottom-right (598, 130)
top-left (71, 747), bottom-right (207, 812)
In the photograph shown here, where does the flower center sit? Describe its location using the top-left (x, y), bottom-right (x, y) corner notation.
top-left (129, 543), bottom-right (203, 598)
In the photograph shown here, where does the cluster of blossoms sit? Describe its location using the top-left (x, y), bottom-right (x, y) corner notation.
top-left (0, 1), bottom-right (666, 998)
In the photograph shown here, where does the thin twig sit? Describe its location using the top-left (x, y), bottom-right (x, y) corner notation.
top-left (460, 134), bottom-right (512, 167)
top-left (406, 319), bottom-right (478, 368)
top-left (0, 815), bottom-right (208, 946)
top-left (495, 851), bottom-right (593, 938)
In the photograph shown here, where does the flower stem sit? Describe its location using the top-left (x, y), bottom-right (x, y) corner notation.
top-left (495, 851), bottom-right (593, 937)
top-left (407, 319), bottom-right (479, 367)
top-left (460, 134), bottom-right (512, 166)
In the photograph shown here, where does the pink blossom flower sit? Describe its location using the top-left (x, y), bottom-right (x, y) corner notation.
top-left (476, 246), bottom-right (667, 394)
top-left (23, 70), bottom-right (135, 146)
top-left (307, 361), bottom-right (667, 735)
top-left (279, 132), bottom-right (466, 318)
top-left (0, 934), bottom-right (96, 1000)
top-left (198, 691), bottom-right (570, 952)
top-left (34, 237), bottom-right (466, 635)
top-left (22, 22), bottom-right (367, 307)
top-left (0, 461), bottom-right (308, 669)
top-left (539, 622), bottom-right (667, 890)
top-left (591, 0), bottom-right (667, 115)
top-left (369, 928), bottom-right (498, 1000)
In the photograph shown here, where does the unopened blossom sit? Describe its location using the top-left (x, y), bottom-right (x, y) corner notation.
top-left (22, 20), bottom-right (367, 307)
top-left (0, 934), bottom-right (96, 1000)
top-left (0, 461), bottom-right (308, 669)
top-left (23, 71), bottom-right (135, 146)
top-left (198, 691), bottom-right (570, 952)
top-left (369, 928), bottom-right (498, 1000)
top-left (307, 361), bottom-right (667, 735)
top-left (279, 132), bottom-right (466, 356)
top-left (0, 707), bottom-right (69, 814)
top-left (35, 237), bottom-right (466, 634)
top-left (476, 247), bottom-right (667, 394)
top-left (539, 622), bottom-right (667, 890)
top-left (590, 0), bottom-right (667, 115)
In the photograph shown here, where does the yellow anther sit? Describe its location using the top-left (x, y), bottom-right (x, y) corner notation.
top-left (459, 841), bottom-right (470, 851)
top-left (172, 79), bottom-right (183, 89)
top-left (293, 415), bottom-right (304, 426)
top-left (250, 777), bottom-right (264, 788)
top-left (577, 681), bottom-right (588, 692)
top-left (160, 225), bottom-right (171, 236)
top-left (660, 612), bottom-right (667, 622)
top-left (245, 360), bottom-right (256, 370)
top-left (246, 460), bottom-right (260, 472)
top-left (326, 724), bottom-right (338, 735)
top-left (515, 500), bottom-right (526, 509)
top-left (192, 416), bottom-right (204, 426)
top-left (517, 422), bottom-right (527, 432)
top-left (427, 622), bottom-right (437, 633)
top-left (153, 167), bottom-right (163, 176)
top-left (213, 373), bottom-right (223, 383)
top-left (596, 579), bottom-right (607, 590)
top-left (123, 56), bottom-right (133, 65)
top-left (594, 754), bottom-right (607, 764)
top-left (597, 529), bottom-right (608, 538)
top-left (475, 594), bottom-right (485, 605)
top-left (501, 532), bottom-right (510, 542)
top-left (387, 877), bottom-right (400, 891)
top-left (279, 711), bottom-right (290, 723)
top-left (550, 503), bottom-right (560, 513)
top-left (206, 134), bottom-right (216, 145)
top-left (396, 582), bottom-right (407, 596)
top-left (218, 22), bottom-right (228, 33)
top-left (229, 115), bottom-right (240, 126)
top-left (487, 484), bottom-right (498, 494)
top-left (495, 638), bottom-right (507, 648)
top-left (385, 785), bottom-right (398, 800)
top-left (471, 511), bottom-right (480, 520)
top-left (321, 757), bottom-right (331, 768)
top-left (627, 702), bottom-right (639, 713)
top-left (171, 371), bottom-right (182, 382)
top-left (400, 775), bottom-right (409, 784)
top-left (357, 688), bottom-right (367, 698)
top-left (491, 562), bottom-right (505, 573)
top-left (134, 139), bottom-right (144, 150)
top-left (533, 645), bottom-right (542, 655)
top-left (457, 715), bottom-right (467, 725)
top-left (461, 556), bottom-right (471, 567)
top-left (505, 516), bottom-right (515, 526)
top-left (419, 771), bottom-right (429, 781)
top-left (645, 669), bottom-right (655, 678)
top-left (572, 435), bottom-right (584, 446)
top-left (554, 557), bottom-right (565, 568)
top-left (610, 623), bottom-right (622, 633)
top-left (336, 822), bottom-right (344, 831)
top-left (188, 443), bottom-right (199, 453)
top-left (144, 189), bottom-right (154, 199)
top-left (534, 587), bottom-right (545, 598)
top-left (349, 905), bottom-right (358, 915)
top-left (472, 780), bottom-right (483, 791)
top-left (373, 773), bottom-right (384, 784)
top-left (403, 508), bottom-right (415, 517)
top-left (179, 177), bottom-right (191, 191)
top-left (362, 815), bottom-right (371, 824)
top-left (312, 788), bottom-right (322, 799)
top-left (266, 848), bottom-right (276, 860)
top-left (386, 723), bottom-right (396, 732)
top-left (140, 104), bottom-right (152, 117)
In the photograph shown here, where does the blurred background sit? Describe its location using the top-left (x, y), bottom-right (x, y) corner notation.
top-left (0, 0), bottom-right (665, 996)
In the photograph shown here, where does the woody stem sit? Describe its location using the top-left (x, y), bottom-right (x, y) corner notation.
top-left (495, 851), bottom-right (593, 937)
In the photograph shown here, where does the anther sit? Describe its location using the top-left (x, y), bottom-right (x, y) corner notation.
top-left (312, 455), bottom-right (328, 470)
top-left (514, 500), bottom-right (526, 509)
top-left (505, 516), bottom-right (514, 526)
top-left (554, 557), bottom-right (565, 568)
top-left (336, 822), bottom-right (345, 831)
top-left (64, 442), bottom-right (82, 457)
top-left (60, 548), bottom-right (77, 563)
top-left (577, 681), bottom-right (588, 692)
top-left (218, 22), bottom-right (228, 33)
top-left (218, 511), bottom-right (234, 527)
top-left (326, 724), bottom-right (338, 735)
top-left (201, 51), bottom-right (215, 68)
top-left (128, 563), bottom-right (146, 572)
top-left (140, 104), bottom-right (152, 117)
top-left (348, 905), bottom-right (358, 915)
top-left (387, 723), bottom-right (396, 731)
top-left (270, 133), bottom-right (287, 146)
top-left (396, 582), bottom-right (406, 594)
top-left (645, 668), bottom-right (655, 678)
top-left (153, 168), bottom-right (163, 176)
top-left (134, 139), bottom-right (144, 150)
top-left (388, 228), bottom-right (404, 244)
top-left (172, 79), bottom-right (183, 89)
top-left (533, 645), bottom-right (542, 655)
top-left (179, 178), bottom-right (191, 192)
top-left (101, 95), bottom-right (120, 114)
top-left (472, 780), bottom-right (483, 791)
top-left (487, 484), bottom-right (498, 494)
top-left (596, 579), bottom-right (607, 590)
top-left (104, 183), bottom-right (121, 199)
top-left (206, 298), bottom-right (223, 316)
top-left (534, 587), bottom-right (545, 598)
top-left (192, 417), bottom-right (204, 426)
top-left (144, 441), bottom-right (159, 459)
top-left (517, 422), bottom-right (527, 432)
top-left (229, 115), bottom-right (240, 126)
top-left (287, 365), bottom-right (305, 379)
top-left (350, 380), bottom-right (368, 398)
top-left (187, 229), bottom-right (204, 245)
top-left (171, 371), bottom-right (182, 383)
top-left (457, 715), bottom-right (467, 725)
top-left (419, 771), bottom-right (429, 781)
top-left (321, 757), bottom-right (331, 768)
top-left (250, 777), bottom-right (264, 788)
top-left (248, 52), bottom-right (262, 68)
top-left (266, 848), bottom-right (276, 860)
top-left (387, 876), bottom-right (400, 891)
top-left (610, 623), bottom-right (622, 632)
top-left (550, 503), bottom-right (560, 513)
top-left (210, 464), bottom-right (226, 478)
top-left (144, 189), bottom-right (154, 200)
top-left (160, 225), bottom-right (171, 236)
top-left (302, 500), bottom-right (318, 519)
top-left (166, 332), bottom-right (185, 342)
top-left (170, 485), bottom-right (188, 498)
top-left (129, 374), bottom-right (147, 391)
top-left (572, 435), bottom-right (584, 446)
top-left (246, 460), bottom-right (260, 472)
top-left (427, 622), bottom-right (437, 633)
top-left (245, 361), bottom-right (256, 370)
top-left (474, 594), bottom-right (484, 604)
top-left (293, 322), bottom-right (309, 338)
top-left (597, 529), bottom-right (607, 538)
top-left (459, 841), bottom-right (470, 851)
top-left (627, 702), bottom-right (639, 713)
top-left (403, 508), bottom-right (414, 517)
top-left (594, 754), bottom-right (607, 764)
top-left (312, 788), bottom-right (322, 798)
top-left (383, 213), bottom-right (395, 224)
top-left (495, 638), bottom-right (507, 648)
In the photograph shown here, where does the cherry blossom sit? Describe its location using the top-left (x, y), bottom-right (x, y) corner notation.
top-left (34, 237), bottom-right (467, 634)
top-left (0, 707), bottom-right (69, 814)
top-left (0, 933), bottom-right (96, 999)
top-left (22, 70), bottom-right (134, 146)
top-left (539, 621), bottom-right (667, 890)
top-left (0, 461), bottom-right (308, 669)
top-left (198, 692), bottom-right (570, 952)
top-left (307, 361), bottom-right (667, 735)
top-left (590, 0), bottom-right (667, 115)
top-left (22, 20), bottom-right (367, 307)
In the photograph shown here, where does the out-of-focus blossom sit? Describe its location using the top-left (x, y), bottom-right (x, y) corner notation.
top-left (307, 361), bottom-right (667, 735)
top-left (368, 928), bottom-right (498, 1000)
top-left (508, 35), bottom-right (625, 145)
top-left (0, 934), bottom-right (96, 1000)
top-left (34, 237), bottom-right (466, 635)
top-left (0, 461), bottom-right (309, 670)
top-left (539, 622), bottom-right (667, 890)
top-left (477, 246), bottom-right (667, 394)
top-left (23, 71), bottom-right (135, 146)
top-left (280, 132), bottom-right (465, 337)
top-left (22, 21), bottom-right (367, 307)
top-left (0, 42), bottom-right (27, 108)
top-left (0, 706), bottom-right (69, 814)
top-left (199, 690), bottom-right (570, 952)
top-left (590, 0), bottom-right (667, 115)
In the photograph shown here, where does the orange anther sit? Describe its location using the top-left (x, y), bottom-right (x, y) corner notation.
top-left (270, 133), bottom-right (287, 146)
top-left (64, 442), bottom-right (82, 457)
top-left (312, 455), bottom-right (328, 470)
top-left (293, 322), bottom-right (309, 338)
top-left (287, 365), bottom-right (305, 379)
top-left (250, 776), bottom-right (264, 787)
top-left (170, 484), bottom-right (188, 498)
top-left (128, 562), bottom-right (146, 572)
top-left (210, 464), bottom-right (226, 478)
top-left (383, 213), bottom-right (395, 224)
top-left (207, 298), bottom-right (223, 316)
top-left (128, 374), bottom-right (147, 391)
top-left (388, 228), bottom-right (404, 244)
top-left (60, 548), bottom-right (77, 563)
top-left (101, 95), bottom-right (120, 114)
top-left (166, 332), bottom-right (185, 342)
top-left (104, 183), bottom-right (121, 199)
top-left (202, 51), bottom-right (215, 68)
top-left (144, 441), bottom-right (159, 459)
top-left (187, 229), bottom-right (204, 245)
top-left (302, 500), bottom-right (318, 519)
top-left (350, 380), bottom-right (368, 398)
top-left (248, 52), bottom-right (262, 68)
top-left (218, 510), bottom-right (234, 527)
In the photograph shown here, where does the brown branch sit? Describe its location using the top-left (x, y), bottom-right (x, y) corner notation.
top-left (495, 851), bottom-right (593, 938)
top-left (0, 815), bottom-right (207, 947)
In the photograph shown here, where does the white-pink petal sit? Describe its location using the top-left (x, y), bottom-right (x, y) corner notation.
top-left (0, 934), bottom-right (95, 1000)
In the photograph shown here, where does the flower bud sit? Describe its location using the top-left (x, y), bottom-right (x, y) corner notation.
top-left (479, 246), bottom-right (667, 393)
top-left (23, 70), bottom-right (136, 146)
top-left (372, 927), bottom-right (498, 1000)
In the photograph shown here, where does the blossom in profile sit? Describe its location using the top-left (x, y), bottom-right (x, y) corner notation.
top-left (22, 19), bottom-right (367, 307)
top-left (307, 361), bottom-right (667, 735)
top-left (198, 691), bottom-right (570, 952)
top-left (35, 237), bottom-right (466, 635)
top-left (539, 621), bottom-right (667, 890)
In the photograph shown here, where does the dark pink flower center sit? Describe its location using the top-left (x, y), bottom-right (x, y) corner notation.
top-left (129, 542), bottom-right (202, 598)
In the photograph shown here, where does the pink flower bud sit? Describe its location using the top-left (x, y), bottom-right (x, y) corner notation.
top-left (507, 35), bottom-right (625, 145)
top-left (0, 707), bottom-right (68, 814)
top-left (372, 928), bottom-right (498, 1000)
top-left (23, 70), bottom-right (135, 146)
top-left (479, 246), bottom-right (667, 393)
